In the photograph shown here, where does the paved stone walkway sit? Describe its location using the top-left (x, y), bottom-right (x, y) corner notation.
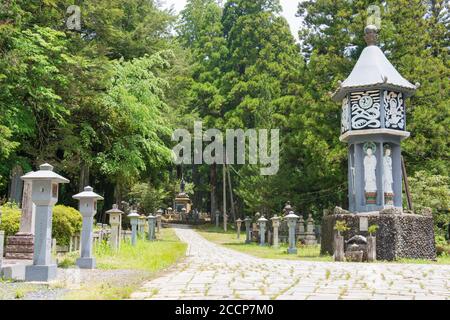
top-left (131, 227), bottom-right (450, 300)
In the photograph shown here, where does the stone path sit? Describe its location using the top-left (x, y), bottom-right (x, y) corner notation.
top-left (131, 227), bottom-right (450, 300)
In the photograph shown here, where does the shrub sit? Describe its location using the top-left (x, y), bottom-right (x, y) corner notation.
top-left (52, 205), bottom-right (82, 246)
top-left (0, 203), bottom-right (21, 237)
top-left (334, 220), bottom-right (349, 236)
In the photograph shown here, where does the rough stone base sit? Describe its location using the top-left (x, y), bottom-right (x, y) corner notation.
top-left (5, 233), bottom-right (34, 260)
top-left (76, 257), bottom-right (96, 269)
top-left (321, 212), bottom-right (436, 261)
top-left (25, 264), bottom-right (57, 282)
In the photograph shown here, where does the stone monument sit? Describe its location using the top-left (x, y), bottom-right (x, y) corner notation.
top-left (244, 216), bottom-right (251, 244)
top-left (271, 215), bottom-right (281, 249)
top-left (285, 211), bottom-right (299, 254)
top-left (174, 178), bottom-right (192, 216)
top-left (5, 172), bottom-right (36, 260)
top-left (257, 216), bottom-right (268, 246)
top-left (147, 214), bottom-right (156, 241)
top-left (106, 204), bottom-right (124, 250)
top-left (22, 163), bottom-right (69, 282)
top-left (322, 24), bottom-right (436, 260)
top-left (127, 210), bottom-right (140, 246)
top-left (73, 186), bottom-right (104, 269)
top-left (304, 214), bottom-right (317, 245)
top-left (236, 218), bottom-right (242, 239)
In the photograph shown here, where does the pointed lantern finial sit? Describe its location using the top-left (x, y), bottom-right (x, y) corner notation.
top-left (364, 24), bottom-right (378, 46)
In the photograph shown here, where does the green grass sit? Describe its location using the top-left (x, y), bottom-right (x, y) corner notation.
top-left (61, 227), bottom-right (187, 300)
top-left (195, 224), bottom-right (332, 262)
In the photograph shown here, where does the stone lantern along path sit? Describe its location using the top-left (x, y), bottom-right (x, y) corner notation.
top-left (128, 210), bottom-right (140, 246)
top-left (257, 216), bottom-right (268, 246)
top-left (244, 216), bottom-right (251, 244)
top-left (73, 186), bottom-right (104, 269)
top-left (285, 211), bottom-right (299, 254)
top-left (271, 215), bottom-right (281, 249)
top-left (322, 24), bottom-right (436, 261)
top-left (21, 163), bottom-right (69, 282)
top-left (106, 204), bottom-right (124, 251)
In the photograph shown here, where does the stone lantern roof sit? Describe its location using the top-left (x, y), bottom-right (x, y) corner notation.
top-left (105, 204), bottom-right (124, 215)
top-left (73, 186), bottom-right (104, 200)
top-left (21, 163), bottom-right (69, 183)
top-left (332, 25), bottom-right (417, 102)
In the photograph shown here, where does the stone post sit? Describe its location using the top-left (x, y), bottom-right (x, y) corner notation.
top-left (156, 209), bottom-right (163, 233)
top-left (128, 210), bottom-right (140, 246)
top-left (215, 210), bottom-right (220, 228)
top-left (106, 204), bottom-right (124, 251)
top-left (0, 230), bottom-right (4, 267)
top-left (22, 163), bottom-right (69, 282)
top-left (138, 215), bottom-right (146, 238)
top-left (244, 217), bottom-right (251, 244)
top-left (367, 236), bottom-right (376, 262)
top-left (334, 234), bottom-right (345, 262)
top-left (236, 218), bottom-right (242, 239)
top-left (73, 186), bottom-right (104, 269)
top-left (147, 215), bottom-right (156, 241)
top-left (285, 211), bottom-right (299, 254)
top-left (304, 214), bottom-right (317, 245)
top-left (257, 216), bottom-right (268, 246)
top-left (271, 215), bottom-right (281, 249)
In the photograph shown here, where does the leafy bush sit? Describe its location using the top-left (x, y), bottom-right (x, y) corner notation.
top-left (0, 203), bottom-right (21, 237)
top-left (334, 220), bottom-right (349, 236)
top-left (52, 205), bottom-right (82, 246)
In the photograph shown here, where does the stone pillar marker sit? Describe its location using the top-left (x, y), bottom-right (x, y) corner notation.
top-left (297, 214), bottom-right (305, 243)
top-left (127, 210), bottom-right (140, 246)
top-left (73, 186), bottom-right (104, 269)
top-left (156, 209), bottom-right (163, 233)
top-left (235, 218), bottom-right (242, 239)
top-left (257, 216), bottom-right (268, 246)
top-left (138, 214), bottom-right (146, 237)
top-left (244, 216), bottom-right (251, 244)
top-left (285, 211), bottom-right (299, 254)
top-left (106, 204), bottom-right (124, 251)
top-left (215, 210), bottom-right (220, 228)
top-left (147, 214), bottom-right (156, 241)
top-left (271, 215), bottom-right (281, 249)
top-left (22, 163), bottom-right (69, 282)
top-left (5, 172), bottom-right (36, 260)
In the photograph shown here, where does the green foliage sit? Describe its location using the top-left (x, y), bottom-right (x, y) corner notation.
top-left (368, 224), bottom-right (379, 236)
top-left (0, 203), bottom-right (21, 237)
top-left (52, 205), bottom-right (82, 246)
top-left (408, 171), bottom-right (450, 237)
top-left (334, 220), bottom-right (349, 235)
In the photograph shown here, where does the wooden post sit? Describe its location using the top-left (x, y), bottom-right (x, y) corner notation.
top-left (401, 156), bottom-right (413, 211)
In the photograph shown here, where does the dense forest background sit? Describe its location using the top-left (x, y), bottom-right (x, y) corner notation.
top-left (0, 1), bottom-right (448, 235)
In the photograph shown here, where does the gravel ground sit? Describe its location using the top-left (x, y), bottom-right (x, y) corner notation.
top-left (0, 267), bottom-right (149, 300)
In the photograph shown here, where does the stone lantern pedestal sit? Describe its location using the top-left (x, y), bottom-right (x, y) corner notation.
top-left (73, 186), bottom-right (104, 269)
top-left (22, 163), bottom-right (69, 282)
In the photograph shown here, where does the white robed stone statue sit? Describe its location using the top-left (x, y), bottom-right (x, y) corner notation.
top-left (363, 147), bottom-right (377, 192)
top-left (383, 148), bottom-right (394, 194)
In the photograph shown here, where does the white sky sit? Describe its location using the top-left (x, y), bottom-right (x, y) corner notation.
top-left (160, 0), bottom-right (303, 41)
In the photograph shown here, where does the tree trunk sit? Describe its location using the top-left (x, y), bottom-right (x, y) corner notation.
top-left (79, 161), bottom-right (90, 192)
top-left (227, 165), bottom-right (236, 221)
top-left (210, 163), bottom-right (217, 216)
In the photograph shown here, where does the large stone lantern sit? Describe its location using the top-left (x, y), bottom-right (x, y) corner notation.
top-left (106, 204), bottom-right (124, 250)
top-left (73, 186), bottom-right (104, 269)
top-left (21, 163), bottom-right (69, 282)
top-left (333, 25), bottom-right (417, 212)
top-left (285, 211), bottom-right (299, 254)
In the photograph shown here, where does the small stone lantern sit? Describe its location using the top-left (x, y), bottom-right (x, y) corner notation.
top-left (244, 216), bottom-right (252, 244)
top-left (271, 215), bottom-right (281, 248)
top-left (257, 216), bottom-right (268, 246)
top-left (283, 201), bottom-right (293, 216)
top-left (21, 163), bottom-right (69, 282)
top-left (127, 210), bottom-right (140, 246)
top-left (106, 204), bottom-right (124, 250)
top-left (285, 211), bottom-right (299, 254)
top-left (236, 218), bottom-right (242, 239)
top-left (147, 214), bottom-right (156, 241)
top-left (156, 209), bottom-right (163, 233)
top-left (167, 207), bottom-right (173, 220)
top-left (73, 186), bottom-right (104, 269)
